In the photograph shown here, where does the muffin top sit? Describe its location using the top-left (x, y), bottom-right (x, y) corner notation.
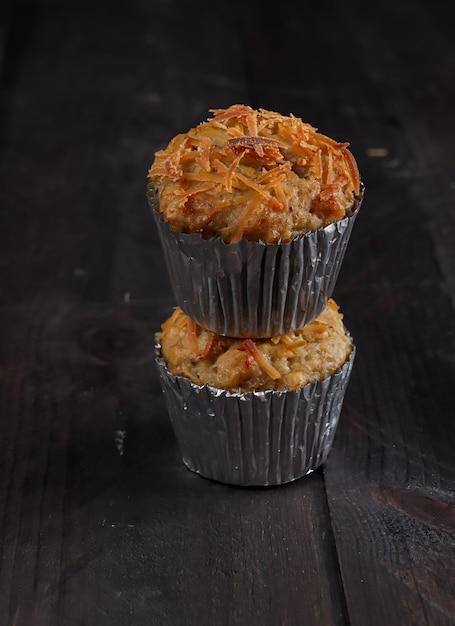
top-left (158, 299), bottom-right (353, 393)
top-left (148, 104), bottom-right (360, 244)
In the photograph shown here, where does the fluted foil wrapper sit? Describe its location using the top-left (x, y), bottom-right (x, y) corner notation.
top-left (155, 339), bottom-right (355, 487)
top-left (148, 186), bottom-right (363, 337)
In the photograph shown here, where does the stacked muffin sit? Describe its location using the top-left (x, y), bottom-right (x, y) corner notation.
top-left (148, 104), bottom-right (363, 486)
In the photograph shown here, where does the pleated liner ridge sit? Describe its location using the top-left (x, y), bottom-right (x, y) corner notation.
top-left (155, 339), bottom-right (356, 487)
top-left (148, 186), bottom-right (363, 337)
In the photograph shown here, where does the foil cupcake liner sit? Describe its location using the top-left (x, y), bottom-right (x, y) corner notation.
top-left (155, 338), bottom-right (355, 487)
top-left (148, 185), bottom-right (363, 338)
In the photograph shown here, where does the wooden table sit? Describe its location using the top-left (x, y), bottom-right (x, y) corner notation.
top-left (1, 0), bottom-right (454, 624)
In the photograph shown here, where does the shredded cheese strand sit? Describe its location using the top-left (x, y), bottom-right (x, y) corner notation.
top-left (186, 318), bottom-right (201, 357)
top-left (241, 339), bottom-right (281, 380)
top-left (149, 105), bottom-right (361, 243)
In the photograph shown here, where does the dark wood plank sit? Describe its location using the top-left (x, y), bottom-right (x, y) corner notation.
top-left (243, 0), bottom-right (455, 624)
top-left (2, 1), bottom-right (454, 625)
top-left (0, 1), bottom-right (13, 76)
top-left (326, 198), bottom-right (455, 625)
top-left (0, 2), bottom-right (351, 625)
top-left (244, 0), bottom-right (455, 624)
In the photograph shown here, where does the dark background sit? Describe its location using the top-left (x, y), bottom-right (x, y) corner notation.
top-left (1, 1), bottom-right (454, 625)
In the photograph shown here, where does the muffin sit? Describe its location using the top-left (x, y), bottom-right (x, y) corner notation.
top-left (147, 104), bottom-right (364, 337)
top-left (149, 104), bottom-right (360, 243)
top-left (155, 299), bottom-right (355, 486)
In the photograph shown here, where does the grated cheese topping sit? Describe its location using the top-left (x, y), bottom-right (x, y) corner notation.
top-left (148, 104), bottom-right (361, 244)
top-left (159, 299), bottom-right (353, 392)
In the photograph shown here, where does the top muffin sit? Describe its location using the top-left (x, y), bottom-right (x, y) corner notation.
top-left (148, 104), bottom-right (360, 244)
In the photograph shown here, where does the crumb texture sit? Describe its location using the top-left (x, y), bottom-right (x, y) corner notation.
top-left (148, 104), bottom-right (360, 243)
top-left (159, 299), bottom-right (353, 392)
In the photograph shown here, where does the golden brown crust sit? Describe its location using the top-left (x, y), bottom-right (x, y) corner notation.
top-left (159, 299), bottom-right (353, 392)
top-left (148, 105), bottom-right (360, 244)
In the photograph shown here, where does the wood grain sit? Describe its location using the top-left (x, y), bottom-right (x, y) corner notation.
top-left (0, 0), bottom-right (454, 625)
top-left (0, 2), bottom-right (348, 625)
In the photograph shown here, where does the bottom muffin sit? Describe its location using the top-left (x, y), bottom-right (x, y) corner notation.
top-left (155, 300), bottom-right (355, 486)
